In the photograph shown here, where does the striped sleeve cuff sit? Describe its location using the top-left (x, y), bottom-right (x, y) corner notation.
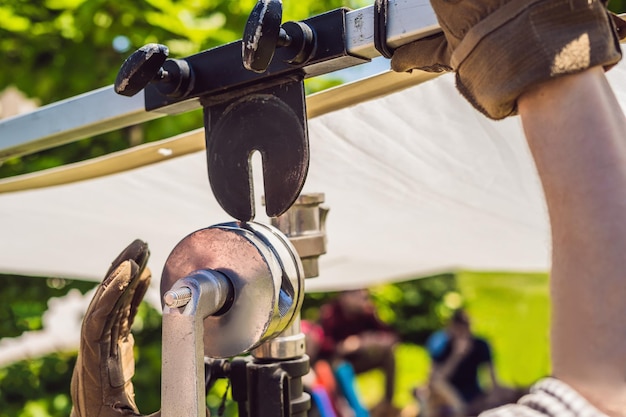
top-left (480, 378), bottom-right (607, 417)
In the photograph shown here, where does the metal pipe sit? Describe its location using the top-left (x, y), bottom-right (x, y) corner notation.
top-left (0, 87), bottom-right (158, 162)
top-left (161, 269), bottom-right (231, 417)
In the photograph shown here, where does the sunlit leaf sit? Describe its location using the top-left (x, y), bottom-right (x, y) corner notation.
top-left (0, 7), bottom-right (30, 32)
top-left (44, 0), bottom-right (87, 10)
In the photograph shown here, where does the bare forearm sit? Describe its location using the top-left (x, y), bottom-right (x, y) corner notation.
top-left (435, 354), bottom-right (464, 380)
top-left (488, 364), bottom-right (499, 389)
top-left (518, 67), bottom-right (626, 415)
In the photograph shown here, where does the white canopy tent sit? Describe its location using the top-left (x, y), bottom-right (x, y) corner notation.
top-left (4, 59), bottom-right (626, 291)
top-left (1, 47), bottom-right (625, 365)
top-left (0, 70), bottom-right (553, 292)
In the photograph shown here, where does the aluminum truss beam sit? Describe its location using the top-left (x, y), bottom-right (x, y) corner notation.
top-left (0, 87), bottom-right (157, 162)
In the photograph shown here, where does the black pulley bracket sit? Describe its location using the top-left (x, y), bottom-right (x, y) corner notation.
top-left (204, 78), bottom-right (308, 221)
top-left (113, 3), bottom-right (368, 222)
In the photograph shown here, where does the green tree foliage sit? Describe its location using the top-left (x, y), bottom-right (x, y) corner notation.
top-left (0, 353), bottom-right (76, 417)
top-left (0, 276), bottom-right (95, 338)
top-left (0, 276), bottom-right (95, 417)
top-left (457, 271), bottom-right (551, 387)
top-left (301, 273), bottom-right (458, 345)
top-left (0, 275), bottom-right (164, 417)
top-left (610, 0), bottom-right (626, 13)
top-left (0, 273), bottom-right (457, 417)
top-left (0, 0), bottom-right (368, 105)
top-left (369, 273), bottom-right (458, 344)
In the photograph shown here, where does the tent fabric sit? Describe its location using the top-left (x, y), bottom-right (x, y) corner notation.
top-left (1, 53), bottom-right (625, 365)
top-left (0, 71), bottom-right (437, 194)
top-left (1, 58), bottom-right (625, 296)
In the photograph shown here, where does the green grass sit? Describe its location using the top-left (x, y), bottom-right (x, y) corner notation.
top-left (457, 270), bottom-right (551, 388)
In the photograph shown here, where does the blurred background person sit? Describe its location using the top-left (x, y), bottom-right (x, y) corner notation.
top-left (318, 289), bottom-right (399, 416)
top-left (427, 310), bottom-right (499, 417)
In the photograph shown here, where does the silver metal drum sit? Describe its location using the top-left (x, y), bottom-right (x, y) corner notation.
top-left (160, 221), bottom-right (305, 358)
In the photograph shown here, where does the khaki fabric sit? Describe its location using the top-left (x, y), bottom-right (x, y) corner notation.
top-left (391, 0), bottom-right (625, 119)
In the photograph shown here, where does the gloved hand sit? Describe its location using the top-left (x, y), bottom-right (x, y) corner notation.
top-left (70, 239), bottom-right (158, 417)
top-left (391, 0), bottom-right (626, 119)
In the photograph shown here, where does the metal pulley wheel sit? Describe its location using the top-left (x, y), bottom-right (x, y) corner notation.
top-left (160, 221), bottom-right (305, 358)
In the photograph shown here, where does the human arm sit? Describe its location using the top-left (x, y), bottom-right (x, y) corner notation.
top-left (334, 330), bottom-right (398, 358)
top-left (391, 0), bottom-right (626, 415)
top-left (485, 362), bottom-right (500, 392)
top-left (478, 339), bottom-right (500, 392)
top-left (430, 337), bottom-right (470, 381)
top-left (391, 0), bottom-right (624, 120)
top-left (517, 66), bottom-right (626, 416)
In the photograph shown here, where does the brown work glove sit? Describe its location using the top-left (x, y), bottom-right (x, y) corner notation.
top-left (70, 239), bottom-right (159, 417)
top-left (391, 0), bottom-right (626, 119)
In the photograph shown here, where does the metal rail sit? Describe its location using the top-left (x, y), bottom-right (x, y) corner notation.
top-left (0, 87), bottom-right (155, 162)
top-left (0, 0), bottom-right (438, 162)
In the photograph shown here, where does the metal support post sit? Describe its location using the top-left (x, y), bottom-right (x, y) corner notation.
top-left (201, 193), bottom-right (329, 417)
top-left (268, 193), bottom-right (329, 278)
top-left (161, 269), bottom-right (231, 417)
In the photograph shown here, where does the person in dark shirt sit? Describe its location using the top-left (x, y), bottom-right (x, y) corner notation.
top-left (429, 310), bottom-right (499, 417)
top-left (318, 289), bottom-right (399, 412)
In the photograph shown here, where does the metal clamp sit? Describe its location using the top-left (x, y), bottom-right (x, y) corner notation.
top-left (374, 0), bottom-right (395, 58)
top-left (267, 193), bottom-right (329, 278)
